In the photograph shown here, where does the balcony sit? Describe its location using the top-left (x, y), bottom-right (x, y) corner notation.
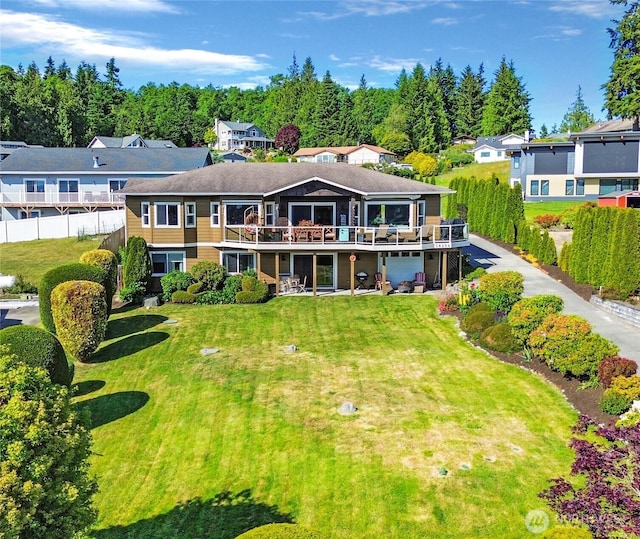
top-left (218, 223), bottom-right (469, 252)
top-left (1, 190), bottom-right (125, 208)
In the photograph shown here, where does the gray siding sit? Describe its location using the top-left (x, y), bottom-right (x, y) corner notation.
top-left (533, 147), bottom-right (571, 175)
top-left (583, 140), bottom-right (639, 173)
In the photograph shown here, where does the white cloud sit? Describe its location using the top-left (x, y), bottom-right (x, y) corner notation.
top-left (30, 0), bottom-right (178, 13)
top-left (1, 10), bottom-right (268, 75)
top-left (549, 0), bottom-right (619, 19)
top-left (298, 1), bottom-right (430, 21)
top-left (432, 16), bottom-right (457, 25)
top-left (367, 55), bottom-right (421, 73)
top-left (329, 54), bottom-right (341, 61)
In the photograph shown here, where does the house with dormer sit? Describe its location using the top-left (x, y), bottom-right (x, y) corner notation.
top-left (213, 120), bottom-right (274, 152)
top-left (120, 162), bottom-right (469, 294)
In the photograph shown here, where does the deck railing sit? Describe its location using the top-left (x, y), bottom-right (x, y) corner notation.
top-left (222, 223), bottom-right (468, 249)
top-left (1, 191), bottom-right (125, 205)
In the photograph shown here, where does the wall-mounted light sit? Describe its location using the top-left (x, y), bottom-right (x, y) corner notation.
top-left (428, 253), bottom-right (434, 260)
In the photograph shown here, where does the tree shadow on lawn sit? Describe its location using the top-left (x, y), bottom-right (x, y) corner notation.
top-left (74, 379), bottom-right (106, 397)
top-left (91, 489), bottom-right (293, 539)
top-left (87, 331), bottom-right (169, 364)
top-left (77, 390), bottom-right (150, 429)
top-left (105, 314), bottom-right (168, 340)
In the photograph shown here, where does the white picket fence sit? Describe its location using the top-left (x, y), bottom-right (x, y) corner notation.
top-left (0, 210), bottom-right (125, 243)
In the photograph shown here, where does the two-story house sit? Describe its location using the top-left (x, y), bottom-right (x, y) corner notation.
top-left (293, 144), bottom-right (396, 165)
top-left (0, 147), bottom-right (212, 221)
top-left (213, 120), bottom-right (274, 152)
top-left (120, 163), bottom-right (469, 294)
top-left (471, 133), bottom-right (528, 163)
top-left (508, 120), bottom-right (640, 201)
top-left (87, 133), bottom-right (178, 149)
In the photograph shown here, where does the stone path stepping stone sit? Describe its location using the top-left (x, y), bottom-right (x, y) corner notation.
top-left (284, 344), bottom-right (297, 353)
top-left (163, 319), bottom-right (178, 325)
top-left (200, 348), bottom-right (219, 355)
top-left (338, 402), bottom-right (357, 415)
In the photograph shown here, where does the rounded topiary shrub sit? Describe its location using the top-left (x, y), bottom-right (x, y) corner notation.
top-left (51, 280), bottom-right (107, 362)
top-left (186, 281), bottom-right (204, 295)
top-left (161, 270), bottom-right (195, 301)
top-left (171, 290), bottom-right (197, 304)
top-left (479, 322), bottom-right (520, 353)
top-left (507, 295), bottom-right (564, 346)
top-left (191, 260), bottom-right (226, 291)
top-left (235, 523), bottom-right (327, 539)
top-left (460, 302), bottom-right (496, 340)
top-left (598, 356), bottom-right (638, 388)
top-left (599, 389), bottom-right (631, 416)
top-left (39, 263), bottom-right (107, 334)
top-left (476, 271), bottom-right (524, 314)
top-left (528, 314), bottom-right (592, 368)
top-left (236, 276), bottom-right (269, 304)
top-left (79, 248), bottom-right (118, 315)
top-left (0, 325), bottom-right (72, 387)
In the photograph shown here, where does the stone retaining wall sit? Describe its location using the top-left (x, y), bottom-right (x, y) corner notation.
top-left (590, 295), bottom-right (640, 328)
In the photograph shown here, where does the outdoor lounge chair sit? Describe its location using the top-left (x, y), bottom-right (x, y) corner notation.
top-left (374, 224), bottom-right (389, 242)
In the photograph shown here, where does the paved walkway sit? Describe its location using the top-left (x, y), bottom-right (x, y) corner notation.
top-left (465, 234), bottom-right (640, 364)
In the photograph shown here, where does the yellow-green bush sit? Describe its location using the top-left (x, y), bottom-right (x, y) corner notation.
top-left (476, 271), bottom-right (524, 313)
top-left (507, 295), bottom-right (564, 346)
top-left (80, 248), bottom-right (118, 315)
top-left (542, 525), bottom-right (592, 538)
top-left (528, 314), bottom-right (591, 367)
top-left (51, 280), bottom-right (107, 362)
top-left (610, 375), bottom-right (640, 402)
top-left (479, 322), bottom-right (520, 353)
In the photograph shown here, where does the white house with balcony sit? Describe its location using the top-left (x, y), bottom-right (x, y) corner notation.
top-left (213, 119), bottom-right (274, 152)
top-left (471, 132), bottom-right (528, 163)
top-left (0, 147), bottom-right (212, 221)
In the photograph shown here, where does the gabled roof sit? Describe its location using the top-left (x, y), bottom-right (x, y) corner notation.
top-left (472, 134), bottom-right (524, 151)
top-left (120, 162), bottom-right (452, 197)
top-left (579, 119), bottom-right (636, 134)
top-left (294, 144), bottom-right (394, 157)
top-left (0, 148), bottom-right (212, 173)
top-left (218, 120), bottom-right (257, 131)
top-left (87, 134), bottom-right (178, 149)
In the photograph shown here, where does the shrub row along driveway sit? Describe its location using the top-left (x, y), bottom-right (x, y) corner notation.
top-left (466, 234), bottom-right (640, 365)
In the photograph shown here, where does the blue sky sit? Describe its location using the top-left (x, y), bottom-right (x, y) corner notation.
top-left (0, 0), bottom-right (626, 134)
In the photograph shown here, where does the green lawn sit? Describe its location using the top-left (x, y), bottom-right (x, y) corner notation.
top-left (76, 296), bottom-right (577, 538)
top-left (434, 161), bottom-right (510, 187)
top-left (0, 235), bottom-right (105, 286)
top-left (523, 200), bottom-right (584, 224)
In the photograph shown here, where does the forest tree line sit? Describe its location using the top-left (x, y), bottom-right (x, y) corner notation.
top-left (1, 54), bottom-right (535, 154)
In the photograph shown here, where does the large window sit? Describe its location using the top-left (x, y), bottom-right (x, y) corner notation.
top-left (222, 251), bottom-right (255, 274)
top-left (19, 210), bottom-right (41, 219)
top-left (599, 179), bottom-right (617, 195)
top-left (109, 179), bottom-right (127, 192)
top-left (155, 202), bottom-right (180, 227)
top-left (59, 179), bottom-right (79, 202)
top-left (25, 179), bottom-right (45, 202)
top-left (151, 251), bottom-right (185, 276)
top-left (289, 203), bottom-right (335, 226)
top-left (365, 202), bottom-right (410, 227)
top-left (225, 202), bottom-right (259, 225)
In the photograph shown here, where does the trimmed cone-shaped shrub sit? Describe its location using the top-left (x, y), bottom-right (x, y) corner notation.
top-left (79, 248), bottom-right (117, 315)
top-left (123, 236), bottom-right (152, 289)
top-left (51, 280), bottom-right (107, 362)
top-left (235, 523), bottom-right (327, 539)
top-left (39, 263), bottom-right (107, 334)
top-left (0, 325), bottom-right (72, 387)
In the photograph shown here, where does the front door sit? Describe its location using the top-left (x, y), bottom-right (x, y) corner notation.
top-left (293, 254), bottom-right (336, 289)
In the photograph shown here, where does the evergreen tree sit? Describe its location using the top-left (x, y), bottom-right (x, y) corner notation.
top-left (352, 75), bottom-right (375, 144)
top-left (313, 71), bottom-right (341, 146)
top-left (605, 208), bottom-right (640, 297)
top-left (560, 86), bottom-right (595, 133)
top-left (418, 76), bottom-right (451, 152)
top-left (603, 0), bottom-right (640, 124)
top-left (405, 63), bottom-right (429, 150)
top-left (429, 58), bottom-right (458, 137)
top-left (481, 57), bottom-right (532, 135)
top-left (539, 124), bottom-right (549, 138)
top-left (455, 64), bottom-right (485, 137)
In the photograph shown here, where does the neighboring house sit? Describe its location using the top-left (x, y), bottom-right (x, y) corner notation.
top-left (471, 133), bottom-right (528, 163)
top-left (293, 144), bottom-right (395, 165)
top-left (509, 120), bottom-right (640, 201)
top-left (220, 151), bottom-right (248, 163)
top-left (213, 119), bottom-right (274, 152)
top-left (453, 135), bottom-right (476, 145)
top-left (88, 133), bottom-right (178, 149)
top-left (599, 190), bottom-right (640, 208)
top-left (0, 141), bottom-right (44, 161)
top-left (0, 147), bottom-right (213, 221)
top-left (120, 162), bottom-right (469, 294)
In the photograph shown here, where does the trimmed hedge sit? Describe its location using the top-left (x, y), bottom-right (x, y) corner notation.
top-left (236, 276), bottom-right (269, 304)
top-left (235, 524), bottom-right (327, 539)
top-left (171, 290), bottom-right (197, 304)
top-left (39, 263), bottom-right (107, 334)
top-left (191, 260), bottom-right (226, 291)
top-left (551, 333), bottom-right (618, 381)
top-left (0, 326), bottom-right (72, 387)
top-left (528, 314), bottom-right (591, 367)
top-left (51, 280), bottom-right (107, 362)
top-left (79, 248), bottom-right (118, 315)
top-left (479, 322), bottom-right (520, 353)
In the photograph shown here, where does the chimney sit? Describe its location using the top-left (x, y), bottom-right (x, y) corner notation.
top-left (524, 130), bottom-right (530, 143)
top-left (93, 156), bottom-right (100, 168)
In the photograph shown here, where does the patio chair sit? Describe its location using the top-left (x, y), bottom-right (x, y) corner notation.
top-left (413, 272), bottom-right (426, 293)
top-left (374, 224), bottom-right (389, 242)
top-left (277, 217), bottom-right (293, 241)
top-left (296, 275), bottom-right (307, 293)
top-left (374, 272), bottom-right (383, 290)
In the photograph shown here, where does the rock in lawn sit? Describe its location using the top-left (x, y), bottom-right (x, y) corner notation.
top-left (200, 348), bottom-right (219, 356)
top-left (143, 296), bottom-right (159, 309)
top-left (284, 344), bottom-right (298, 353)
top-left (338, 402), bottom-right (357, 415)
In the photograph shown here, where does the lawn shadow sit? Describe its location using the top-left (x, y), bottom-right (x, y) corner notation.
top-left (90, 489), bottom-right (293, 539)
top-left (105, 314), bottom-right (168, 340)
top-left (77, 391), bottom-right (150, 429)
top-left (88, 331), bottom-right (169, 364)
top-left (110, 303), bottom-right (141, 315)
top-left (74, 380), bottom-right (106, 397)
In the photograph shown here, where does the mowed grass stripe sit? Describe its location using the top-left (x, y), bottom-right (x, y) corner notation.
top-left (76, 296), bottom-right (576, 538)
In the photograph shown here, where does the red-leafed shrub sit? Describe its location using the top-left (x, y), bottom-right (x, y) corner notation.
top-left (534, 213), bottom-right (561, 229)
top-left (437, 294), bottom-right (459, 313)
top-left (598, 356), bottom-right (638, 388)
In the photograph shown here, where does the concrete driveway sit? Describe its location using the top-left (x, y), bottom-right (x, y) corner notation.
top-left (0, 300), bottom-right (40, 329)
top-left (465, 234), bottom-right (640, 364)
